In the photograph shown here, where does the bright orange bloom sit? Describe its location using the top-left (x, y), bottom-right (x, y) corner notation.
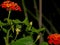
top-left (6, 0), bottom-right (10, 1)
top-left (0, 1), bottom-right (21, 11)
top-left (47, 33), bottom-right (60, 45)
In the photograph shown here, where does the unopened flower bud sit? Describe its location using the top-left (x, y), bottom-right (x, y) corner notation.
top-left (30, 21), bottom-right (32, 26)
top-left (36, 35), bottom-right (40, 40)
top-left (16, 28), bottom-right (21, 35)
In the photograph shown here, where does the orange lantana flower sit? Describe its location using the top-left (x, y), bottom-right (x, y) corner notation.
top-left (0, 1), bottom-right (21, 11)
top-left (47, 33), bottom-right (60, 45)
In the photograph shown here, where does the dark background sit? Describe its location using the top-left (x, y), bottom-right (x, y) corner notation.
top-left (0, 0), bottom-right (60, 45)
top-left (43, 0), bottom-right (60, 32)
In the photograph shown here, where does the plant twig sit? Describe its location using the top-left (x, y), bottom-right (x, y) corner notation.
top-left (39, 0), bottom-right (44, 44)
top-left (4, 27), bottom-right (11, 45)
top-left (43, 24), bottom-right (51, 35)
top-left (26, 8), bottom-right (51, 35)
top-left (22, 0), bottom-right (28, 17)
top-left (33, 0), bottom-right (39, 17)
top-left (42, 15), bottom-right (58, 33)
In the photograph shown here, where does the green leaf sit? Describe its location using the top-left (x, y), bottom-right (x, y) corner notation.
top-left (8, 19), bottom-right (13, 25)
top-left (16, 25), bottom-right (22, 29)
top-left (23, 17), bottom-right (29, 25)
top-left (4, 18), bottom-right (13, 25)
top-left (26, 25), bottom-right (32, 31)
top-left (31, 27), bottom-right (40, 34)
top-left (31, 27), bottom-right (45, 34)
top-left (10, 36), bottom-right (33, 45)
top-left (39, 28), bottom-right (45, 32)
top-left (11, 25), bottom-right (14, 33)
top-left (0, 21), bottom-right (6, 26)
top-left (13, 19), bottom-right (22, 24)
top-left (40, 42), bottom-right (48, 45)
top-left (31, 27), bottom-right (37, 32)
top-left (2, 28), bottom-right (8, 33)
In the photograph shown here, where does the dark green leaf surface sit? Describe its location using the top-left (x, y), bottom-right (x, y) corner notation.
top-left (11, 36), bottom-right (33, 45)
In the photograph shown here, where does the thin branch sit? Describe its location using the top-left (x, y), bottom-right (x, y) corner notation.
top-left (39, 0), bottom-right (44, 44)
top-left (43, 15), bottom-right (58, 33)
top-left (26, 8), bottom-right (51, 35)
top-left (33, 0), bottom-right (39, 17)
top-left (43, 24), bottom-right (51, 35)
top-left (22, 0), bottom-right (28, 17)
top-left (39, 0), bottom-right (42, 28)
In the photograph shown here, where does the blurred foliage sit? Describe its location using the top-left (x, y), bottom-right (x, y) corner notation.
top-left (0, 0), bottom-right (58, 45)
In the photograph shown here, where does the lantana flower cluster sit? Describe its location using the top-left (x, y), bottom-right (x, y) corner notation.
top-left (47, 33), bottom-right (60, 45)
top-left (0, 0), bottom-right (21, 11)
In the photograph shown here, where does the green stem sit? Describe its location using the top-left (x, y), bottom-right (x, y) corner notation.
top-left (22, 0), bottom-right (28, 18)
top-left (4, 28), bottom-right (11, 45)
top-left (14, 34), bottom-right (18, 41)
top-left (7, 10), bottom-right (11, 23)
top-left (34, 39), bottom-right (38, 44)
top-left (33, 35), bottom-right (40, 45)
top-left (6, 29), bottom-right (10, 45)
top-left (8, 10), bottom-right (11, 19)
top-left (5, 10), bottom-right (11, 45)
